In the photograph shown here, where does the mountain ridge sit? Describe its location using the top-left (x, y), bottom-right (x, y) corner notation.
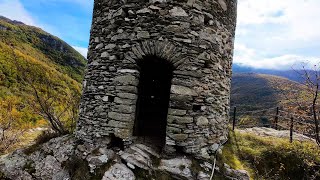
top-left (0, 15), bottom-right (86, 82)
top-left (232, 64), bottom-right (306, 83)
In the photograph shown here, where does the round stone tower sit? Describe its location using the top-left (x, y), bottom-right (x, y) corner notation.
top-left (77, 0), bottom-right (237, 158)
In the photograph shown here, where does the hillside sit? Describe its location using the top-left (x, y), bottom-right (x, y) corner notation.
top-left (0, 16), bottom-right (86, 82)
top-left (231, 73), bottom-right (306, 112)
top-left (0, 16), bottom-right (87, 152)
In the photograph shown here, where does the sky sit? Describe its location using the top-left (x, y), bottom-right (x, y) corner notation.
top-left (0, 0), bottom-right (319, 70)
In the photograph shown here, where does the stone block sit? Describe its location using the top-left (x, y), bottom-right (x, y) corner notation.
top-left (171, 85), bottom-right (197, 96)
top-left (108, 112), bottom-right (134, 122)
top-left (137, 31), bottom-right (150, 39)
top-left (114, 75), bottom-right (138, 86)
top-left (168, 115), bottom-right (193, 124)
top-left (117, 93), bottom-right (137, 100)
top-left (168, 108), bottom-right (187, 116)
top-left (170, 134), bottom-right (188, 141)
top-left (114, 97), bottom-right (136, 105)
top-left (113, 105), bottom-right (135, 114)
top-left (196, 116), bottom-right (209, 126)
top-left (169, 7), bottom-right (188, 17)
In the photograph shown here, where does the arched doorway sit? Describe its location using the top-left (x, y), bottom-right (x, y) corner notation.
top-left (134, 56), bottom-right (173, 149)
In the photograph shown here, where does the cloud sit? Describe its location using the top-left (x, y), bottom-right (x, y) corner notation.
top-left (0, 0), bottom-right (36, 25)
top-left (72, 46), bottom-right (88, 58)
top-left (235, 0), bottom-right (320, 69)
top-left (234, 43), bottom-right (319, 70)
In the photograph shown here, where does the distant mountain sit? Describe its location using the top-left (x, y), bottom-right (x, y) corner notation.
top-left (231, 73), bottom-right (305, 112)
top-left (0, 16), bottom-right (86, 82)
top-left (0, 16), bottom-right (86, 129)
top-left (232, 64), bottom-right (305, 83)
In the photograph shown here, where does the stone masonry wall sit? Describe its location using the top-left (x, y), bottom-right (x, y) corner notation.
top-left (77, 0), bottom-right (237, 158)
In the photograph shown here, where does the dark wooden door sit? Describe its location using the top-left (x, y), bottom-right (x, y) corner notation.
top-left (134, 56), bottom-right (173, 138)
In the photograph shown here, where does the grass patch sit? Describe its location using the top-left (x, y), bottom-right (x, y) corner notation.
top-left (222, 130), bottom-right (320, 179)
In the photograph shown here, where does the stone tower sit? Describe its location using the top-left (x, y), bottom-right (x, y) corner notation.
top-left (77, 0), bottom-right (237, 159)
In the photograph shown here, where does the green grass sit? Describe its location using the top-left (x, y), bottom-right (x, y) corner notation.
top-left (221, 130), bottom-right (320, 179)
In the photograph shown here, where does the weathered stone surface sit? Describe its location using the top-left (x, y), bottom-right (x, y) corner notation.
top-left (34, 155), bottom-right (63, 179)
top-left (218, 0), bottom-right (228, 11)
top-left (136, 8), bottom-right (151, 14)
top-left (169, 7), bottom-right (188, 17)
top-left (120, 144), bottom-right (155, 170)
top-left (150, 0), bottom-right (167, 3)
top-left (168, 108), bottom-right (187, 116)
top-left (117, 93), bottom-right (136, 100)
top-left (158, 157), bottom-right (193, 179)
top-left (0, 137), bottom-right (251, 180)
top-left (114, 97), bottom-right (136, 105)
top-left (171, 85), bottom-right (197, 96)
top-left (113, 105), bottom-right (135, 114)
top-left (114, 75), bottom-right (138, 86)
top-left (168, 115), bottom-right (194, 124)
top-left (102, 163), bottom-right (135, 180)
top-left (238, 127), bottom-right (315, 142)
top-left (170, 134), bottom-right (188, 141)
top-left (196, 116), bottom-right (209, 126)
top-left (137, 31), bottom-right (150, 39)
top-left (108, 112), bottom-right (134, 122)
top-left (101, 52), bottom-right (109, 58)
top-left (105, 44), bottom-right (116, 50)
top-left (224, 163), bottom-right (250, 180)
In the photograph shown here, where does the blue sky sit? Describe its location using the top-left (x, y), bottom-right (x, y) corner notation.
top-left (1, 0), bottom-right (320, 70)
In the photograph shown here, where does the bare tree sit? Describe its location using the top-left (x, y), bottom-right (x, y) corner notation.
top-left (298, 64), bottom-right (320, 146)
top-left (276, 62), bottom-right (320, 145)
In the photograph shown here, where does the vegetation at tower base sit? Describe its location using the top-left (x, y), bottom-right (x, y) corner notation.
top-left (0, 16), bottom-right (86, 154)
top-left (222, 130), bottom-right (320, 180)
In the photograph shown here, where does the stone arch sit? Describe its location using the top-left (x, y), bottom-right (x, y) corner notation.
top-left (124, 40), bottom-right (189, 69)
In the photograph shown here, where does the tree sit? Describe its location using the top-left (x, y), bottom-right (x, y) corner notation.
top-left (10, 44), bottom-right (81, 135)
top-left (299, 64), bottom-right (320, 146)
top-left (276, 62), bottom-right (320, 145)
top-left (0, 96), bottom-right (26, 153)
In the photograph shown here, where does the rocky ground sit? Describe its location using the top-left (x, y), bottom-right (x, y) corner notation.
top-left (0, 135), bottom-right (249, 180)
top-left (238, 127), bottom-right (315, 142)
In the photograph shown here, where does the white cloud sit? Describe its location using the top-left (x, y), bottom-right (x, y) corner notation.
top-left (72, 46), bottom-right (88, 58)
top-left (234, 43), bottom-right (319, 70)
top-left (235, 0), bottom-right (320, 69)
top-left (0, 0), bottom-right (36, 25)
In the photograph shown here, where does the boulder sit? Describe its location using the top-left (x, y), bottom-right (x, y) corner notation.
top-left (102, 163), bottom-right (135, 180)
